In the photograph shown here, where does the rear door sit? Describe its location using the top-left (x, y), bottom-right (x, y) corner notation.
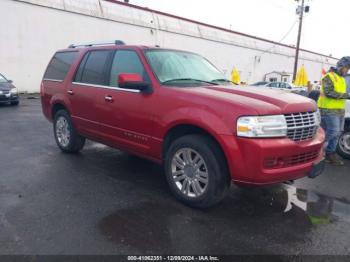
top-left (96, 49), bottom-right (156, 155)
top-left (67, 50), bottom-right (113, 138)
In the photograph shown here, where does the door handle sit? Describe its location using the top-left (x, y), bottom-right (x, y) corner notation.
top-left (67, 90), bottom-right (74, 95)
top-left (104, 95), bottom-right (113, 102)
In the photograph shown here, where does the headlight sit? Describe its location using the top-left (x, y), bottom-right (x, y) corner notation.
top-left (10, 88), bottom-right (18, 94)
top-left (237, 115), bottom-right (287, 138)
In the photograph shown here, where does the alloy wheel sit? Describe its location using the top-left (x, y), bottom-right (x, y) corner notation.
top-left (55, 116), bottom-right (70, 147)
top-left (339, 132), bottom-right (350, 155)
top-left (171, 148), bottom-right (209, 198)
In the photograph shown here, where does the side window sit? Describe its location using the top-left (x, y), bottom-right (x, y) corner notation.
top-left (109, 50), bottom-right (148, 87)
top-left (76, 50), bottom-right (111, 85)
top-left (44, 52), bottom-right (78, 81)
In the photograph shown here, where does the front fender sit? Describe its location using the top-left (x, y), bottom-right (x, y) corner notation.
top-left (154, 107), bottom-right (239, 178)
top-left (160, 107), bottom-right (234, 138)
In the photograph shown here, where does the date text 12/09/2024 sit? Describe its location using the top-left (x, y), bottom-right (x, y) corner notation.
top-left (127, 256), bottom-right (219, 261)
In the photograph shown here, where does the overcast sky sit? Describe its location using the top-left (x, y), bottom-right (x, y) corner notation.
top-left (130, 0), bottom-right (348, 58)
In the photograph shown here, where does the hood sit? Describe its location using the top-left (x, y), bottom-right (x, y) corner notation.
top-left (181, 85), bottom-right (317, 115)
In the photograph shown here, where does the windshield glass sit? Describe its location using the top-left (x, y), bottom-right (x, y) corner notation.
top-left (0, 74), bottom-right (8, 83)
top-left (145, 50), bottom-right (231, 86)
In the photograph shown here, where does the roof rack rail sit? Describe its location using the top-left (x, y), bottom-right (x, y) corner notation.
top-left (68, 40), bottom-right (125, 48)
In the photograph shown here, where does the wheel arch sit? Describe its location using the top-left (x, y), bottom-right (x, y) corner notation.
top-left (162, 123), bottom-right (232, 183)
top-left (51, 102), bottom-right (70, 119)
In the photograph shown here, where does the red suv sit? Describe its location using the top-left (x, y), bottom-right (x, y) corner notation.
top-left (41, 41), bottom-right (325, 208)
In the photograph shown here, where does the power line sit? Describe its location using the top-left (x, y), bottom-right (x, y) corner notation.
top-left (293, 0), bottom-right (310, 81)
top-left (239, 18), bottom-right (298, 77)
top-left (258, 18), bottom-right (299, 57)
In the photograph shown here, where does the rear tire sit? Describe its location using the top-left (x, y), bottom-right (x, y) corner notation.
top-left (164, 134), bottom-right (230, 208)
top-left (337, 128), bottom-right (350, 159)
top-left (10, 101), bottom-right (19, 106)
top-left (53, 109), bottom-right (85, 153)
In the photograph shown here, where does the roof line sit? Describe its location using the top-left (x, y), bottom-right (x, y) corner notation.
top-left (105, 0), bottom-right (337, 60)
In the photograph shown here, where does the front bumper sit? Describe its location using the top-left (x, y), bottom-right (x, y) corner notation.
top-left (0, 93), bottom-right (19, 103)
top-left (220, 128), bottom-right (325, 185)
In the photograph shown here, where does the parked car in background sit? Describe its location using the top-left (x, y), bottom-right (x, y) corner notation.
top-left (41, 41), bottom-right (325, 208)
top-left (337, 75), bottom-right (350, 159)
top-left (0, 73), bottom-right (19, 106)
top-left (251, 81), bottom-right (269, 86)
top-left (251, 81), bottom-right (307, 94)
top-left (266, 82), bottom-right (307, 92)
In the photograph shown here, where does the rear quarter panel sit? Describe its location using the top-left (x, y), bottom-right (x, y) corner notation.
top-left (41, 49), bottom-right (85, 121)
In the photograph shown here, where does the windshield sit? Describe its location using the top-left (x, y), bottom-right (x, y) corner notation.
top-left (145, 50), bottom-right (231, 86)
top-left (0, 74), bottom-right (8, 83)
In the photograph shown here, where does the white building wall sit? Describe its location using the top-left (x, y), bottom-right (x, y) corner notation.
top-left (0, 0), bottom-right (338, 93)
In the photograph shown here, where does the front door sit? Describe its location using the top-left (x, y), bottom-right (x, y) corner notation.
top-left (97, 49), bottom-right (156, 155)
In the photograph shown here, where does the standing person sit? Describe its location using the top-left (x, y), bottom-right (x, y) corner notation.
top-left (317, 56), bottom-right (350, 165)
top-left (307, 81), bottom-right (313, 93)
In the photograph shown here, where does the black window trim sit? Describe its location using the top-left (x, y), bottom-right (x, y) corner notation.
top-left (43, 50), bottom-right (79, 82)
top-left (72, 49), bottom-right (112, 86)
top-left (73, 51), bottom-right (90, 83)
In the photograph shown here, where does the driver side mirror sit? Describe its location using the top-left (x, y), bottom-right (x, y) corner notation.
top-left (8, 80), bottom-right (13, 84)
top-left (118, 73), bottom-right (152, 93)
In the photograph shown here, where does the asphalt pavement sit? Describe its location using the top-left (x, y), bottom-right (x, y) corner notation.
top-left (0, 96), bottom-right (350, 255)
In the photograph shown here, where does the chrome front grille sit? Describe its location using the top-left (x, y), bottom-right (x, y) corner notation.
top-left (284, 112), bottom-right (318, 142)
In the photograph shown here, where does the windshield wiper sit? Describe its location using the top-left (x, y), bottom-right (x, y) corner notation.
top-left (162, 78), bottom-right (219, 85)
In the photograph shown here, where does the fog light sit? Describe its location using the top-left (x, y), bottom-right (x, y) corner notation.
top-left (264, 157), bottom-right (284, 168)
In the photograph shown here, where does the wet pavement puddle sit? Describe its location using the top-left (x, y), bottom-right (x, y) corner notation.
top-left (235, 185), bottom-right (350, 224)
top-left (98, 185), bottom-right (350, 253)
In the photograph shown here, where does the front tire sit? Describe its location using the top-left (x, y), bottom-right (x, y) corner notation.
top-left (10, 101), bottom-right (19, 106)
top-left (53, 110), bottom-right (85, 153)
top-left (337, 129), bottom-right (350, 159)
top-left (165, 134), bottom-right (230, 208)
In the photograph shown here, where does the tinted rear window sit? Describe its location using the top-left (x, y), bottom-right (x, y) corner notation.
top-left (76, 50), bottom-right (111, 85)
top-left (44, 52), bottom-right (78, 81)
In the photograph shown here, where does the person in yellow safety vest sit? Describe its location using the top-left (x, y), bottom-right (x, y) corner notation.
top-left (317, 56), bottom-right (350, 165)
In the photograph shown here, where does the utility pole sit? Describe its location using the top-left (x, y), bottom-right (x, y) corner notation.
top-left (293, 0), bottom-right (309, 82)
